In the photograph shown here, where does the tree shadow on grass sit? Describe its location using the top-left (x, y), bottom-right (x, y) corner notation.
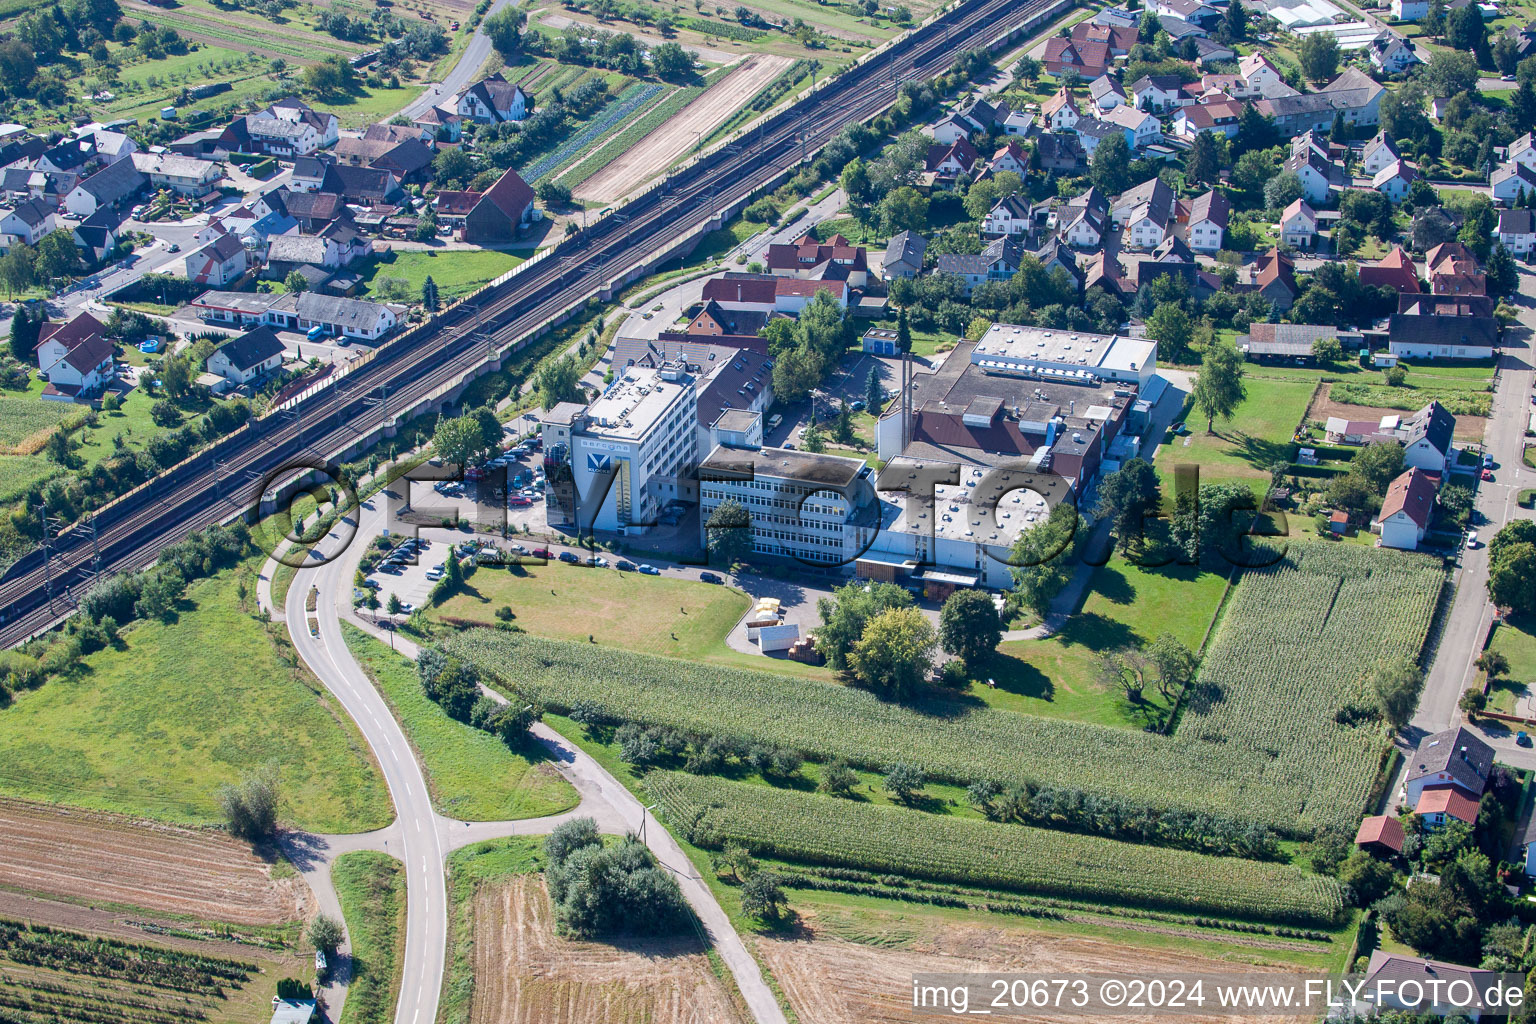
top-left (1051, 611), bottom-right (1138, 653)
top-left (1089, 563), bottom-right (1135, 606)
top-left (979, 651), bottom-right (1054, 703)
top-left (1226, 431), bottom-right (1298, 474)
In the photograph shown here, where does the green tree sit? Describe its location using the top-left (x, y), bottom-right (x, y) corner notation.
top-left (483, 5), bottom-right (525, 58)
top-left (1234, 102), bottom-right (1278, 154)
top-left (1312, 335), bottom-right (1344, 365)
top-left (896, 307), bottom-right (912, 351)
top-left (1458, 196), bottom-right (1497, 260)
top-left (433, 413), bottom-right (485, 468)
top-left (880, 186), bottom-right (928, 233)
top-left (1446, 3), bottom-right (1486, 59)
top-left (883, 762), bottom-right (925, 803)
top-left (1146, 631), bottom-right (1196, 703)
top-left (832, 401), bottom-right (855, 445)
top-left (1191, 341), bottom-right (1247, 433)
top-left (421, 275), bottom-right (440, 311)
top-left (1489, 541), bottom-right (1536, 616)
top-left (848, 605), bottom-right (936, 698)
top-left (1090, 132), bottom-right (1132, 194)
top-left (1185, 130), bottom-right (1219, 185)
top-left (387, 592), bottom-right (403, 616)
top-left (1487, 243), bottom-right (1518, 297)
top-left (1144, 302), bottom-right (1193, 362)
top-left (0, 244), bottom-right (36, 298)
top-left (818, 761), bottom-right (858, 796)
top-left (705, 497), bottom-right (751, 567)
top-left (217, 765), bottom-right (279, 842)
top-left (1231, 148), bottom-right (1277, 204)
top-left (1477, 650), bottom-right (1510, 681)
top-left (1009, 502), bottom-right (1077, 618)
top-left (1424, 0), bottom-right (1446, 37)
top-left (307, 914), bottom-right (343, 954)
top-left (1221, 0), bottom-right (1248, 39)
top-left (7, 304), bottom-right (38, 361)
top-left (1298, 33), bottom-right (1339, 82)
top-left (1370, 657), bottom-right (1422, 731)
top-left (1096, 457), bottom-right (1162, 551)
top-left (816, 581), bottom-right (913, 669)
top-left (650, 41), bottom-right (693, 80)
top-left (938, 589), bottom-right (1001, 668)
top-left (801, 419), bottom-right (826, 453)
top-left (864, 366), bottom-right (883, 411)
top-left (714, 843), bottom-right (756, 882)
top-left (1263, 170), bottom-right (1304, 211)
top-left (1338, 850), bottom-right (1396, 906)
top-left (1351, 440), bottom-right (1406, 495)
top-left (285, 269), bottom-right (309, 294)
top-left (739, 870), bottom-right (787, 921)
top-left (534, 354), bottom-right (583, 410)
top-left (1014, 55), bottom-right (1041, 85)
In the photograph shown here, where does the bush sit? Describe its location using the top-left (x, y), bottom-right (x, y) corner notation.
top-left (218, 765), bottom-right (279, 841)
top-left (307, 913), bottom-right (343, 953)
top-left (744, 197), bottom-right (779, 223)
top-left (544, 818), bottom-right (690, 937)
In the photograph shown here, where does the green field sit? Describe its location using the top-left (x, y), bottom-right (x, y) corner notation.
top-left (450, 542), bottom-right (1444, 840)
top-left (430, 562), bottom-right (750, 660)
top-left (1492, 617), bottom-right (1536, 685)
top-left (989, 555), bottom-right (1230, 727)
top-left (652, 771), bottom-right (1344, 924)
top-left (361, 250), bottom-right (524, 304)
top-left (0, 566), bottom-right (392, 832)
top-left (333, 851), bottom-right (406, 1024)
top-left (342, 623), bottom-right (578, 821)
top-left (1155, 377), bottom-right (1316, 493)
top-left (440, 837), bottom-right (548, 1024)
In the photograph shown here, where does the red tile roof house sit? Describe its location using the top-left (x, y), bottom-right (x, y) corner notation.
top-left (701, 274), bottom-right (780, 313)
top-left (33, 312), bottom-right (116, 403)
top-left (459, 166), bottom-right (536, 243)
top-left (1357, 245), bottom-right (1423, 294)
top-left (764, 233), bottom-right (869, 288)
top-left (1354, 814), bottom-right (1405, 855)
top-left (1373, 466), bottom-right (1438, 550)
top-left (1042, 37), bottom-right (1110, 79)
top-left (1415, 785), bottom-right (1480, 828)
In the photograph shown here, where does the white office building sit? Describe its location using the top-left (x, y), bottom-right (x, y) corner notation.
top-left (698, 446), bottom-right (877, 565)
top-left (969, 324), bottom-right (1158, 387)
top-left (540, 363), bottom-right (698, 531)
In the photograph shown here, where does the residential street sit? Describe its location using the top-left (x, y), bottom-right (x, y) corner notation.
top-left (395, 0), bottom-right (517, 122)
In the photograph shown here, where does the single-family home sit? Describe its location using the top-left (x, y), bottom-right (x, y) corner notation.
top-left (1042, 37), bottom-right (1110, 79)
top-left (413, 104), bottom-right (463, 143)
top-left (988, 140), bottom-right (1029, 176)
top-left (1370, 32), bottom-right (1422, 74)
top-left (701, 274), bottom-right (779, 313)
top-left (206, 326), bottom-right (286, 386)
top-left (265, 291), bottom-right (399, 341)
top-left (1000, 110), bottom-right (1037, 136)
top-left (1238, 52), bottom-right (1287, 96)
top-left (1509, 132), bottom-right (1536, 170)
top-left (33, 311), bottom-right (105, 374)
top-left (1172, 99), bottom-right (1242, 138)
top-left (241, 98), bottom-right (339, 157)
top-left (1070, 117), bottom-right (1121, 158)
top-left (1102, 104), bottom-right (1162, 149)
top-left (982, 195), bottom-right (1033, 237)
top-left (1388, 310), bottom-right (1498, 359)
top-left (1279, 198), bottom-right (1318, 249)
top-left (1353, 953), bottom-right (1501, 1020)
top-left (1354, 815), bottom-right (1405, 857)
top-left (130, 152), bottom-right (222, 197)
top-left (63, 157), bottom-right (145, 218)
top-left (34, 312), bottom-right (114, 400)
top-left (1058, 200), bottom-right (1105, 248)
top-left (334, 135), bottom-right (434, 182)
top-left (926, 137), bottom-right (980, 180)
top-left (1392, 0), bottom-right (1429, 17)
top-left (1150, 0), bottom-right (1220, 26)
top-left (930, 111), bottom-right (978, 145)
top-left (1373, 159), bottom-right (1415, 202)
top-left (1035, 237), bottom-right (1083, 290)
top-left (1254, 248), bottom-right (1299, 310)
top-left (882, 230), bottom-right (927, 280)
top-left (1185, 189), bottom-right (1229, 252)
top-left (1072, 21), bottom-right (1139, 55)
top-left (1404, 726), bottom-right (1494, 807)
top-left (1285, 145), bottom-right (1335, 205)
top-left (184, 232), bottom-right (249, 287)
top-left (1111, 177), bottom-right (1175, 249)
top-left (1358, 246), bottom-right (1422, 294)
top-left (1428, 253), bottom-right (1485, 297)
top-left (0, 198), bottom-right (55, 249)
top-left (1042, 87), bottom-right (1081, 131)
top-left (935, 236), bottom-right (1023, 296)
top-left (1361, 132), bottom-right (1402, 176)
top-left (1397, 400), bottom-right (1457, 472)
top-left (1491, 160), bottom-right (1536, 205)
top-left (72, 208), bottom-right (119, 263)
top-left (460, 166), bottom-right (536, 243)
top-left (36, 136), bottom-right (99, 176)
top-left (1130, 74), bottom-right (1190, 112)
top-left (764, 232), bottom-right (869, 288)
top-left (773, 277), bottom-right (846, 314)
top-left (1035, 133), bottom-right (1086, 173)
top-left (1089, 74), bottom-right (1128, 111)
top-left (1373, 465), bottom-right (1437, 549)
top-left (453, 73), bottom-right (530, 123)
top-left (961, 98), bottom-right (1014, 134)
top-left (1497, 207), bottom-right (1536, 255)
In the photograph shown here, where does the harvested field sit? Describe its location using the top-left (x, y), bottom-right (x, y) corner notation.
top-left (575, 53), bottom-right (794, 202)
top-left (1306, 382), bottom-right (1487, 442)
top-left (758, 909), bottom-right (1304, 1024)
top-left (0, 798), bottom-right (309, 926)
top-left (469, 874), bottom-right (745, 1024)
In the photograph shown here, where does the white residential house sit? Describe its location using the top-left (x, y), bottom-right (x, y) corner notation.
top-left (1059, 203), bottom-right (1104, 248)
top-left (184, 233), bottom-right (249, 287)
top-left (0, 198), bottom-right (55, 249)
top-left (1391, 0), bottom-right (1428, 18)
top-left (982, 195), bottom-right (1033, 237)
top-left (1361, 132), bottom-right (1401, 176)
top-left (1509, 132), bottom-right (1536, 171)
top-left (1370, 33), bottom-right (1421, 74)
top-left (1042, 88), bottom-right (1081, 131)
top-left (453, 74), bottom-right (530, 123)
top-left (1372, 159), bottom-right (1415, 202)
top-left (1373, 467), bottom-right (1436, 550)
top-left (1285, 146), bottom-right (1334, 206)
top-left (130, 152), bottom-right (223, 197)
top-left (206, 327), bottom-right (286, 387)
top-left (1186, 190), bottom-right (1229, 252)
top-left (1102, 105), bottom-right (1162, 149)
top-left (1279, 199), bottom-right (1318, 249)
top-left (1498, 207), bottom-right (1536, 255)
top-left (931, 111), bottom-right (978, 144)
top-left (34, 313), bottom-right (115, 399)
top-left (1089, 74), bottom-right (1127, 111)
top-left (988, 141), bottom-right (1030, 175)
top-left (1130, 74), bottom-right (1189, 112)
top-left (1492, 160), bottom-right (1536, 205)
top-left (62, 157), bottom-right (144, 218)
top-left (1238, 52), bottom-right (1286, 96)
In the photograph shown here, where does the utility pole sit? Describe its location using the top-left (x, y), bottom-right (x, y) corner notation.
top-left (640, 802), bottom-right (658, 845)
top-left (88, 513), bottom-right (101, 579)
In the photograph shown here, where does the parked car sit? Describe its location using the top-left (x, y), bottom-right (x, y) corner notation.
top-left (509, 496), bottom-right (532, 507)
top-left (638, 564), bottom-right (661, 575)
top-left (1466, 530), bottom-right (1480, 549)
top-left (587, 556), bottom-right (609, 568)
top-left (1520, 731), bottom-right (1533, 747)
top-left (531, 548), bottom-right (553, 558)
top-left (425, 569), bottom-right (443, 582)
top-left (1483, 453), bottom-right (1495, 469)
top-left (699, 571), bottom-right (722, 584)
top-left (617, 560), bottom-right (636, 571)
top-left (1482, 469), bottom-right (1495, 481)
top-left (558, 551), bottom-right (581, 564)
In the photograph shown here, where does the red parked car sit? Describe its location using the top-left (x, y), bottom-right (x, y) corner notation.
top-left (530, 548), bottom-right (553, 558)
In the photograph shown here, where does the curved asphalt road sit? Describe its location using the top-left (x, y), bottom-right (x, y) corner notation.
top-left (284, 494), bottom-right (788, 1024)
top-left (396, 0), bottom-right (516, 122)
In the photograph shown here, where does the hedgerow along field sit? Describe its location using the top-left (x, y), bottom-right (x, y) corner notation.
top-left (447, 543), bottom-right (1444, 839)
top-left (648, 772), bottom-right (1345, 926)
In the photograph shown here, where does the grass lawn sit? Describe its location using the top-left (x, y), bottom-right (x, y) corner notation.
top-left (341, 623), bottom-right (579, 821)
top-left (430, 563), bottom-right (750, 660)
top-left (440, 837), bottom-right (548, 1024)
top-left (333, 851), bottom-right (407, 1024)
top-left (362, 250), bottom-right (524, 304)
top-left (1154, 376), bottom-right (1316, 493)
top-left (1491, 616), bottom-right (1536, 686)
top-left (986, 556), bottom-right (1229, 729)
top-left (0, 566), bottom-right (392, 832)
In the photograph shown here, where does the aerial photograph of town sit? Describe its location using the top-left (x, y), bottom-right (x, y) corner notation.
top-left (0, 0), bottom-right (1535, 1018)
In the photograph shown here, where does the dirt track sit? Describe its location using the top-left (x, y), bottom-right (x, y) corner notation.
top-left (469, 875), bottom-right (746, 1024)
top-left (0, 798), bottom-right (309, 926)
top-left (757, 911), bottom-right (1306, 1024)
top-left (574, 54), bottom-right (794, 203)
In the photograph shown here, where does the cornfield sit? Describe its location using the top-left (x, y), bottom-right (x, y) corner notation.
top-left (648, 772), bottom-right (1345, 926)
top-left (448, 545), bottom-right (1444, 838)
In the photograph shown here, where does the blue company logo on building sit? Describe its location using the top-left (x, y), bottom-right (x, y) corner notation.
top-left (586, 452), bottom-right (612, 473)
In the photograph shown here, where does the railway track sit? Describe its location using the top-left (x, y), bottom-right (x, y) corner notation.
top-left (0, 0), bottom-right (1067, 647)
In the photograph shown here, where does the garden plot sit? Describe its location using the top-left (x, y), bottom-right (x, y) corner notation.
top-left (574, 53), bottom-right (793, 202)
top-left (0, 798), bottom-right (310, 926)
